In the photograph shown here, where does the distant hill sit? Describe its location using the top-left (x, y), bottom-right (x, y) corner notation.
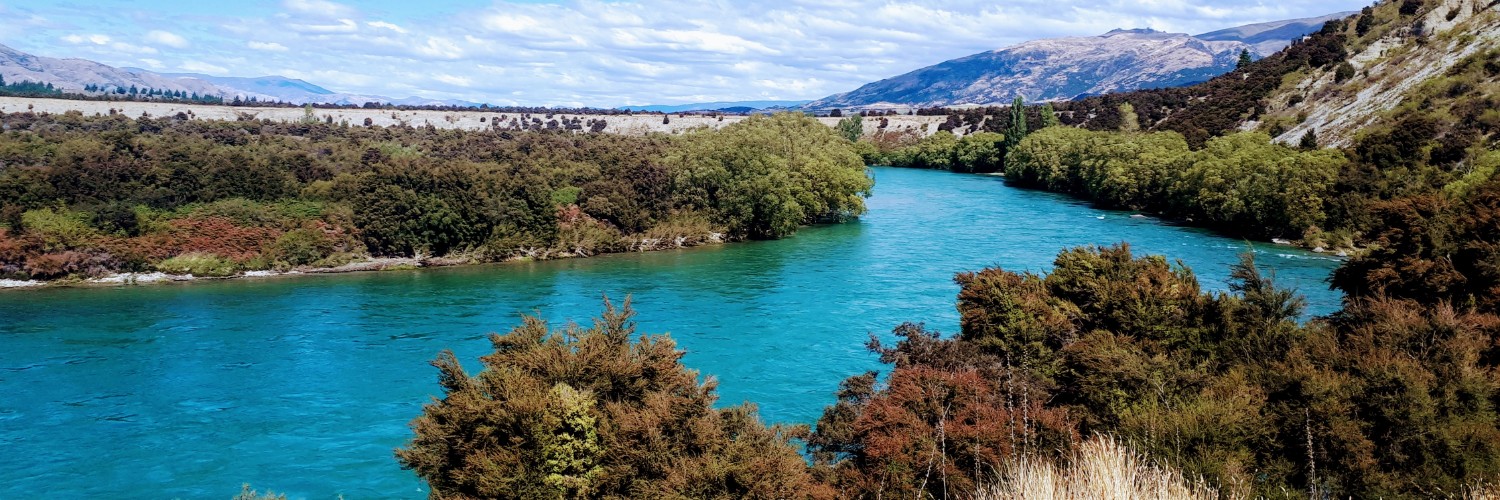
top-left (0, 43), bottom-right (230, 98)
top-left (618, 100), bottom-right (810, 113)
top-left (0, 43), bottom-right (479, 107)
top-left (802, 13), bottom-right (1350, 110)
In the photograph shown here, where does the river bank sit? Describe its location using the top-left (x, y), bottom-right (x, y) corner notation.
top-left (0, 238), bottom-right (730, 291)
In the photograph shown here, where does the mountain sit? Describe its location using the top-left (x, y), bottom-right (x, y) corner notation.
top-left (139, 71), bottom-right (335, 102)
top-left (1196, 12), bottom-right (1354, 56)
top-left (0, 43), bottom-right (230, 98)
top-left (0, 43), bottom-right (478, 107)
top-left (618, 100), bottom-right (811, 113)
top-left (802, 14), bottom-right (1349, 110)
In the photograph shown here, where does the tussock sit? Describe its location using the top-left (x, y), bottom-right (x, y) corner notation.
top-left (982, 436), bottom-right (1224, 500)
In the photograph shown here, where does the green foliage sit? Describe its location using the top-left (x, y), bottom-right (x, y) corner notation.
top-left (20, 207), bottom-right (98, 251)
top-left (156, 252), bottom-right (238, 277)
top-left (834, 114), bottom-right (863, 142)
top-left (1039, 103), bottom-right (1061, 129)
top-left (668, 113), bottom-right (873, 239)
top-left (1238, 49), bottom-right (1254, 69)
top-left (396, 299), bottom-right (824, 499)
top-left (1005, 96), bottom-right (1029, 152)
top-left (1118, 102), bottom-right (1139, 133)
top-left (1005, 128), bottom-right (1344, 238)
top-left (0, 111), bottom-right (869, 279)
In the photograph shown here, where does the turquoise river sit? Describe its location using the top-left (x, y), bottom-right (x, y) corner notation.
top-left (0, 167), bottom-right (1344, 498)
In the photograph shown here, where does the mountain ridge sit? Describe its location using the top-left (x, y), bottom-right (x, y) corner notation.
top-left (802, 13), bottom-right (1352, 110)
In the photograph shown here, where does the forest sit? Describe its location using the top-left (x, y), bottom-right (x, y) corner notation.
top-left (0, 111), bottom-right (872, 281)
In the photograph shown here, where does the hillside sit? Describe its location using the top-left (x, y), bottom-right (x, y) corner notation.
top-left (801, 14), bottom-right (1347, 110)
top-left (1257, 0), bottom-right (1500, 148)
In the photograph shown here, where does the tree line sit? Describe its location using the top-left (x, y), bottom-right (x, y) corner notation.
top-left (0, 111), bottom-right (872, 280)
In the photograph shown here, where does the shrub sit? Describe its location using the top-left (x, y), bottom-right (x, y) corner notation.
top-left (22, 250), bottom-right (115, 280)
top-left (396, 299), bottom-right (825, 499)
top-left (155, 252), bottom-right (238, 277)
top-left (21, 207), bottom-right (98, 251)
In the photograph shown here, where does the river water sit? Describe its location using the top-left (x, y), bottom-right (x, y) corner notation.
top-left (0, 167), bottom-right (1343, 498)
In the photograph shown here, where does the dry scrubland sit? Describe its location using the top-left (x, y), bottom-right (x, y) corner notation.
top-left (0, 96), bottom-right (951, 137)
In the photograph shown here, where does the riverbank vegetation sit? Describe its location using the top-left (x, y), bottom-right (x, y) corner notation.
top-left (403, 238), bottom-right (1500, 498)
top-left (0, 112), bottom-right (871, 282)
top-left (861, 0), bottom-right (1498, 252)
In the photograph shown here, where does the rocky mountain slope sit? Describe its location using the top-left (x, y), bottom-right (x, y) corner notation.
top-left (803, 13), bottom-right (1349, 110)
top-left (1256, 0), bottom-right (1499, 147)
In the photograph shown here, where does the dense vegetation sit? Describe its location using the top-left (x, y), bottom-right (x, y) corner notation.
top-left (864, 1), bottom-right (1499, 249)
top-left (808, 242), bottom-right (1500, 498)
top-left (403, 227), bottom-right (1500, 498)
top-left (0, 111), bottom-right (872, 281)
top-left (397, 299), bottom-right (823, 499)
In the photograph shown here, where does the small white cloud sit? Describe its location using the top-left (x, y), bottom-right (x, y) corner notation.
top-left (248, 41), bottom-right (289, 52)
top-left (367, 21), bottom-right (407, 33)
top-left (291, 18), bottom-right (358, 33)
top-left (180, 60), bottom-right (228, 74)
top-left (138, 58), bottom-right (165, 69)
top-left (145, 30), bottom-right (189, 49)
top-left (414, 37), bottom-right (464, 59)
top-left (282, 0), bottom-right (354, 18)
top-left (433, 74), bottom-right (472, 87)
top-left (62, 33), bottom-right (112, 45)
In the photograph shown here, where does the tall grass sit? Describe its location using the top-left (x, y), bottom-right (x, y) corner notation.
top-left (982, 435), bottom-right (1225, 500)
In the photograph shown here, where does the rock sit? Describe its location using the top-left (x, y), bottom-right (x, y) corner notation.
top-left (1313, 246), bottom-right (1326, 253)
top-left (1272, 238), bottom-right (1293, 245)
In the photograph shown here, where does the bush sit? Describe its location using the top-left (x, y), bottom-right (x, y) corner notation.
top-left (21, 207), bottom-right (98, 251)
top-left (396, 299), bottom-right (825, 499)
top-left (155, 252), bottom-right (238, 277)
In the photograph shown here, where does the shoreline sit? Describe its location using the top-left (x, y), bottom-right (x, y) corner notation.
top-left (0, 241), bottom-right (730, 292)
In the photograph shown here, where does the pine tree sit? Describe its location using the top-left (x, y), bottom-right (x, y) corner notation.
top-left (1237, 49), bottom-right (1254, 69)
top-left (1299, 129), bottom-right (1319, 150)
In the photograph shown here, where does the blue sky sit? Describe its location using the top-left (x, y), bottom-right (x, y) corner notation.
top-left (0, 0), bottom-right (1374, 107)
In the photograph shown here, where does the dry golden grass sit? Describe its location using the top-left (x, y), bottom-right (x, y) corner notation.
top-left (981, 436), bottom-right (1225, 500)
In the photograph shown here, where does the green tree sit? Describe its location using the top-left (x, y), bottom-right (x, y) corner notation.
top-left (1119, 102), bottom-right (1140, 133)
top-left (1237, 49), bottom-right (1254, 69)
top-left (668, 113), bottom-right (873, 239)
top-left (1004, 96), bottom-right (1028, 152)
top-left (834, 114), bottom-right (863, 142)
top-left (1039, 102), bottom-right (1061, 129)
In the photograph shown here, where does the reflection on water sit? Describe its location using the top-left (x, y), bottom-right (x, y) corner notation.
top-left (0, 167), bottom-right (1343, 498)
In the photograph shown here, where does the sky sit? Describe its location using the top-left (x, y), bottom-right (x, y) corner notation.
top-left (0, 0), bottom-right (1374, 107)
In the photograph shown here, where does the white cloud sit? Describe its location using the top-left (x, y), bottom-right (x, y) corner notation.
top-left (290, 18), bottom-right (358, 33)
top-left (61, 33), bottom-right (112, 45)
top-left (145, 30), bottom-right (189, 49)
top-left (433, 74), bottom-right (472, 87)
top-left (367, 21), bottom-right (407, 33)
top-left (138, 58), bottom-right (164, 69)
top-left (180, 60), bottom-right (228, 74)
top-left (248, 41), bottom-right (289, 52)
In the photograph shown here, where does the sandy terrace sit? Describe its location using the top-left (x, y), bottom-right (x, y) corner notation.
top-left (0, 96), bottom-right (953, 137)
